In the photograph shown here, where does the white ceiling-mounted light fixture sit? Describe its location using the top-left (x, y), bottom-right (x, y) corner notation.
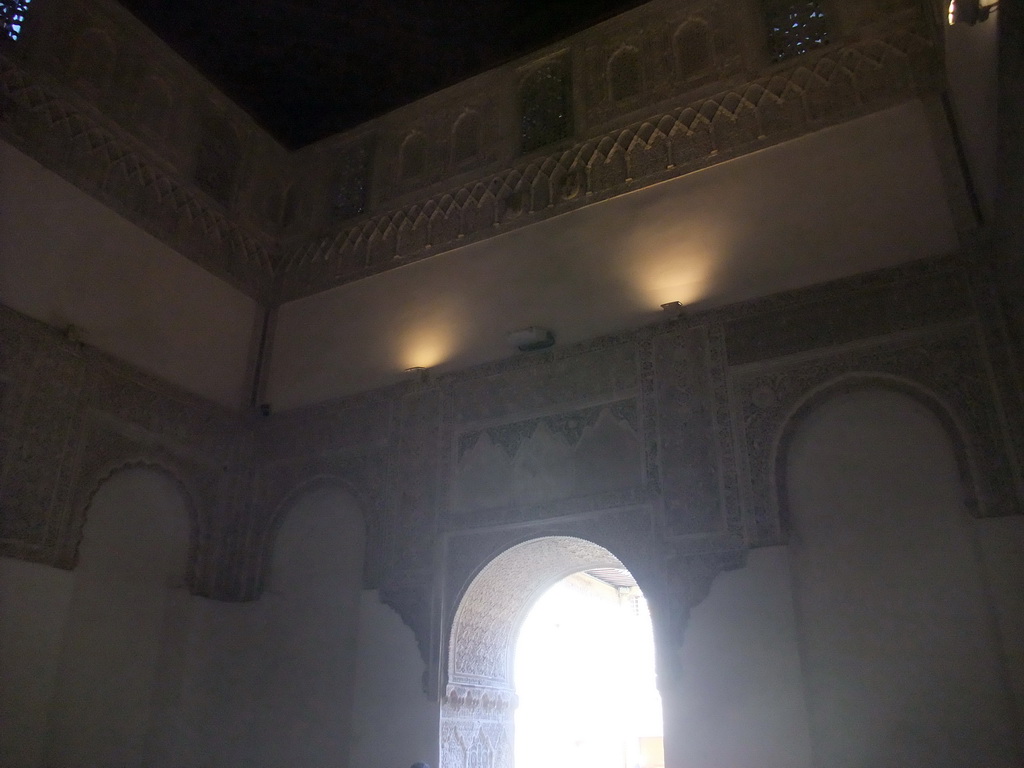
top-left (947, 0), bottom-right (997, 25)
top-left (507, 326), bottom-right (555, 352)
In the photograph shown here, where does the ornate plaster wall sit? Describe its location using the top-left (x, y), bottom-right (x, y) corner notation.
top-left (0, 253), bottom-right (1019, 768)
top-left (0, 0), bottom-right (1022, 765)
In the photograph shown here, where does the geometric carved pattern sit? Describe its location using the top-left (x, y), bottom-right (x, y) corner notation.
top-left (279, 28), bottom-right (935, 300)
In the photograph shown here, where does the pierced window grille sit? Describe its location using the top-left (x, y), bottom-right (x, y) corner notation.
top-left (519, 59), bottom-right (573, 154)
top-left (765, 1), bottom-right (830, 62)
top-left (2, 0), bottom-right (30, 41)
top-left (332, 142), bottom-right (372, 220)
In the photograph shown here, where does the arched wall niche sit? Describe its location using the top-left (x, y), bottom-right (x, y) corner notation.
top-left (440, 535), bottom-right (652, 768)
top-left (44, 465), bottom-right (193, 768)
top-left (74, 463), bottom-right (193, 579)
top-left (253, 475), bottom-right (368, 599)
top-left (772, 373), bottom-right (981, 537)
top-left (233, 479), bottom-right (368, 768)
top-left (68, 458), bottom-right (201, 585)
top-left (400, 131), bottom-right (428, 180)
top-left (777, 382), bottom-right (1023, 767)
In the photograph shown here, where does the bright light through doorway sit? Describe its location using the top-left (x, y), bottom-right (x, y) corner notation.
top-left (514, 570), bottom-right (664, 768)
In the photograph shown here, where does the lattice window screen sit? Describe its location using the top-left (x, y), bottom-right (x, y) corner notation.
top-left (764, 1), bottom-right (830, 62)
top-left (519, 58), bottom-right (573, 154)
top-left (1, 0), bottom-right (30, 41)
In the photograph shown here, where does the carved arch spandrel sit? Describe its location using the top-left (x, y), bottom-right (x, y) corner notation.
top-left (730, 327), bottom-right (1023, 546)
top-left (773, 374), bottom-right (984, 535)
top-left (64, 453), bottom-right (204, 590)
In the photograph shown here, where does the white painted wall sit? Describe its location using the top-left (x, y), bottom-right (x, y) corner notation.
top-left (269, 102), bottom-right (957, 408)
top-left (785, 387), bottom-right (1023, 768)
top-left (230, 486), bottom-right (366, 768)
top-left (350, 590), bottom-right (440, 768)
top-left (0, 473), bottom-right (368, 768)
top-left (0, 140), bottom-right (258, 408)
top-left (665, 547), bottom-right (814, 768)
top-left (0, 557), bottom-right (74, 768)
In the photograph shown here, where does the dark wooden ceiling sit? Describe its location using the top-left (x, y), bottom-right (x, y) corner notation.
top-left (117, 0), bottom-right (651, 148)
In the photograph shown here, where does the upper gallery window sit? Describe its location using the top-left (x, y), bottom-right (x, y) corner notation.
top-left (1, 0), bottom-right (30, 41)
top-left (764, 1), bottom-right (831, 62)
top-left (519, 58), bottom-right (573, 154)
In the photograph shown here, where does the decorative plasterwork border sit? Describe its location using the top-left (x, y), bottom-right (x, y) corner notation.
top-left (0, 53), bottom-right (276, 299)
top-left (279, 26), bottom-right (938, 299)
top-left (730, 322), bottom-right (1023, 546)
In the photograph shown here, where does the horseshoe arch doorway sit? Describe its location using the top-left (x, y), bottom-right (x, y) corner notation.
top-left (440, 536), bottom-right (662, 768)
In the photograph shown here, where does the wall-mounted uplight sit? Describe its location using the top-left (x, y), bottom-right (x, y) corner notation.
top-left (405, 366), bottom-right (430, 383)
top-left (507, 327), bottom-right (555, 352)
top-left (660, 301), bottom-right (687, 319)
top-left (948, 0), bottom-right (997, 25)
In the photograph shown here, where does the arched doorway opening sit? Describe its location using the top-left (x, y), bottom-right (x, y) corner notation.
top-left (441, 536), bottom-right (661, 768)
top-left (514, 567), bottom-right (663, 768)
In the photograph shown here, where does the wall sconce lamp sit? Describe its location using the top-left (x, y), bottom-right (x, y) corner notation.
top-left (405, 366), bottom-right (430, 383)
top-left (660, 301), bottom-right (687, 319)
top-left (948, 0), bottom-right (997, 25)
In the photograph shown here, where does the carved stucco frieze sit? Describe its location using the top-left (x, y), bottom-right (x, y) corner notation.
top-left (0, 309), bottom-right (246, 596)
top-left (279, 24), bottom-right (938, 299)
top-left (255, 390), bottom-right (392, 463)
top-left (0, 251), bottom-right (1021, 732)
top-left (652, 323), bottom-right (742, 546)
top-left (0, 53), bottom-right (275, 299)
top-left (448, 399), bottom-right (646, 527)
top-left (0, 333), bottom-right (86, 552)
top-left (382, 387), bottom-right (443, 585)
top-left (730, 322), bottom-right (1023, 546)
top-left (445, 339), bottom-right (639, 426)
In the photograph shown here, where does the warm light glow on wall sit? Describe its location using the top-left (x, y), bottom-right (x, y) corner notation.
top-left (401, 328), bottom-right (454, 370)
top-left (398, 301), bottom-right (472, 371)
top-left (636, 253), bottom-right (716, 309)
top-left (623, 223), bottom-right (723, 311)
